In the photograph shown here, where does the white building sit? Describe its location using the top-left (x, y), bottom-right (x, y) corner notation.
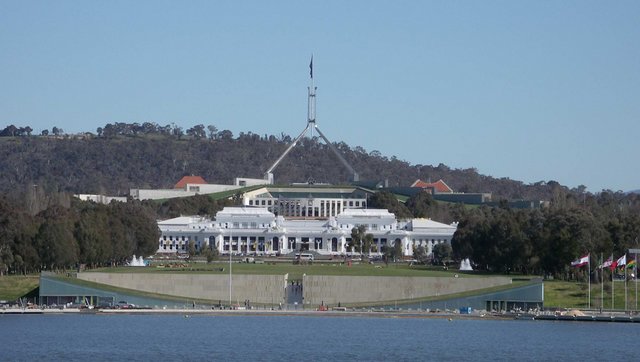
top-left (157, 206), bottom-right (457, 258)
top-left (242, 186), bottom-right (369, 218)
top-left (74, 194), bottom-right (127, 204)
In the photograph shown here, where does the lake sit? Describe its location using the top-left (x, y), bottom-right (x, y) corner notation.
top-left (0, 314), bottom-right (635, 361)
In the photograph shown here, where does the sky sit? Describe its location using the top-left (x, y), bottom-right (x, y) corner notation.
top-left (1, 1), bottom-right (639, 193)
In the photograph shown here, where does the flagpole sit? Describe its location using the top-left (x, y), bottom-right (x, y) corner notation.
top-left (600, 253), bottom-right (604, 312)
top-left (229, 229), bottom-right (232, 308)
top-left (612, 254), bottom-right (615, 310)
top-left (588, 255), bottom-right (591, 310)
top-left (625, 253), bottom-right (628, 311)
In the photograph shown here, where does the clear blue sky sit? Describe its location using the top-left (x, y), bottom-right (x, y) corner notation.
top-left (1, 1), bottom-right (638, 193)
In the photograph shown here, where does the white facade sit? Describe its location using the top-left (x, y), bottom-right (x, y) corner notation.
top-left (242, 186), bottom-right (368, 218)
top-left (74, 194), bottom-right (127, 204)
top-left (157, 206), bottom-right (457, 257)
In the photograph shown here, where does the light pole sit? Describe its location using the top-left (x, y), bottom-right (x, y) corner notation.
top-left (229, 229), bottom-right (232, 308)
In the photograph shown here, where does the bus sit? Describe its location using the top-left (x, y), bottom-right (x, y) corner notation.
top-left (295, 253), bottom-right (314, 261)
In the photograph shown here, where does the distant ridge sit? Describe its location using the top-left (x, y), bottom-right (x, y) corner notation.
top-left (628, 189), bottom-right (640, 195)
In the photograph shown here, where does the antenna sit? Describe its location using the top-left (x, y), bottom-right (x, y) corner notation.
top-left (265, 57), bottom-right (359, 183)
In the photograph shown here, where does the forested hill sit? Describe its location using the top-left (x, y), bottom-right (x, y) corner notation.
top-left (1, 123), bottom-right (579, 200)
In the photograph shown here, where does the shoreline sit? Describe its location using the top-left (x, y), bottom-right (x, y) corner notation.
top-left (3, 307), bottom-right (640, 323)
top-left (0, 307), bottom-right (495, 320)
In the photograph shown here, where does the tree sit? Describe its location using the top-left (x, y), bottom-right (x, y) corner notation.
top-left (187, 240), bottom-right (196, 257)
top-left (74, 203), bottom-right (111, 267)
top-left (432, 243), bottom-right (452, 265)
top-left (413, 245), bottom-right (429, 264)
top-left (363, 233), bottom-right (374, 258)
top-left (0, 244), bottom-right (14, 275)
top-left (393, 239), bottom-right (403, 261)
top-left (0, 125), bottom-right (18, 137)
top-left (349, 225), bottom-right (366, 255)
top-left (368, 191), bottom-right (412, 219)
top-left (406, 191), bottom-right (436, 218)
top-left (201, 243), bottom-right (218, 263)
top-left (217, 129), bottom-right (233, 140)
top-left (172, 124), bottom-right (184, 139)
top-left (381, 244), bottom-right (392, 266)
top-left (35, 205), bottom-right (79, 270)
top-left (207, 125), bottom-right (218, 140)
top-left (186, 124), bottom-right (206, 140)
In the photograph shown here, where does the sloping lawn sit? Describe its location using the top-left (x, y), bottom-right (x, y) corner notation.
top-left (0, 275), bottom-right (39, 301)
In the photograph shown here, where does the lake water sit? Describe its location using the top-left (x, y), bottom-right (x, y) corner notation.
top-left (0, 314), bottom-right (636, 361)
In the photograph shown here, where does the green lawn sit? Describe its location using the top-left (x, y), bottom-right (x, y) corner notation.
top-left (544, 279), bottom-right (640, 310)
top-left (0, 275), bottom-right (39, 301)
top-left (92, 260), bottom-right (485, 281)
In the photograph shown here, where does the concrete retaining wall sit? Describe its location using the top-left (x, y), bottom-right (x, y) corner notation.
top-left (302, 275), bottom-right (512, 306)
top-left (77, 272), bottom-right (287, 305)
top-left (77, 272), bottom-right (512, 307)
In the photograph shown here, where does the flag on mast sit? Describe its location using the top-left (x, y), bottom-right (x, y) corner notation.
top-left (611, 254), bottom-right (626, 270)
top-left (571, 254), bottom-right (590, 267)
top-left (598, 255), bottom-right (613, 269)
top-left (626, 258), bottom-right (636, 269)
top-left (309, 55), bottom-right (313, 79)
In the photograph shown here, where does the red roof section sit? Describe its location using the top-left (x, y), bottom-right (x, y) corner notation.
top-left (411, 179), bottom-right (453, 193)
top-left (174, 176), bottom-right (207, 189)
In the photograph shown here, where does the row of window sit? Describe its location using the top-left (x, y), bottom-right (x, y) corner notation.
top-left (247, 199), bottom-right (367, 208)
top-left (248, 199), bottom-right (274, 206)
top-left (218, 222), bottom-right (270, 229)
top-left (339, 223), bottom-right (392, 231)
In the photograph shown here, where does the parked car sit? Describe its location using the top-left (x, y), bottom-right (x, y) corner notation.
top-left (116, 301), bottom-right (135, 309)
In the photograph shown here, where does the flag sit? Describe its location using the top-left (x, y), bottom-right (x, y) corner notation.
top-left (571, 254), bottom-right (590, 267)
top-left (309, 56), bottom-right (313, 79)
top-left (626, 259), bottom-right (636, 269)
top-left (598, 255), bottom-right (613, 269)
top-left (611, 254), bottom-right (626, 270)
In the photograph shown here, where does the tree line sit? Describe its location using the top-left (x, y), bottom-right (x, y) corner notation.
top-left (0, 122), bottom-right (596, 201)
top-left (451, 195), bottom-right (640, 278)
top-left (0, 190), bottom-right (239, 275)
top-left (1, 184), bottom-right (639, 278)
top-left (367, 189), bottom-right (640, 278)
top-left (0, 195), bottom-right (160, 275)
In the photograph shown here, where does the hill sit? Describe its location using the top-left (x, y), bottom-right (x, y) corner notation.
top-left (0, 126), bottom-right (569, 201)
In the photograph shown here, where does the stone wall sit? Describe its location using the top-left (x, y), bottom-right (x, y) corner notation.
top-left (77, 272), bottom-right (287, 305)
top-left (77, 272), bottom-right (512, 307)
top-left (302, 275), bottom-right (512, 306)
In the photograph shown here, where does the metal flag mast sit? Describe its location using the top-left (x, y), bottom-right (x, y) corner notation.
top-left (264, 56), bottom-right (359, 184)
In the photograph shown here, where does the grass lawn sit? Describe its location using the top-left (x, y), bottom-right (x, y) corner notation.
top-left (0, 275), bottom-right (39, 301)
top-left (91, 260), bottom-right (488, 281)
top-left (544, 279), bottom-right (640, 310)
